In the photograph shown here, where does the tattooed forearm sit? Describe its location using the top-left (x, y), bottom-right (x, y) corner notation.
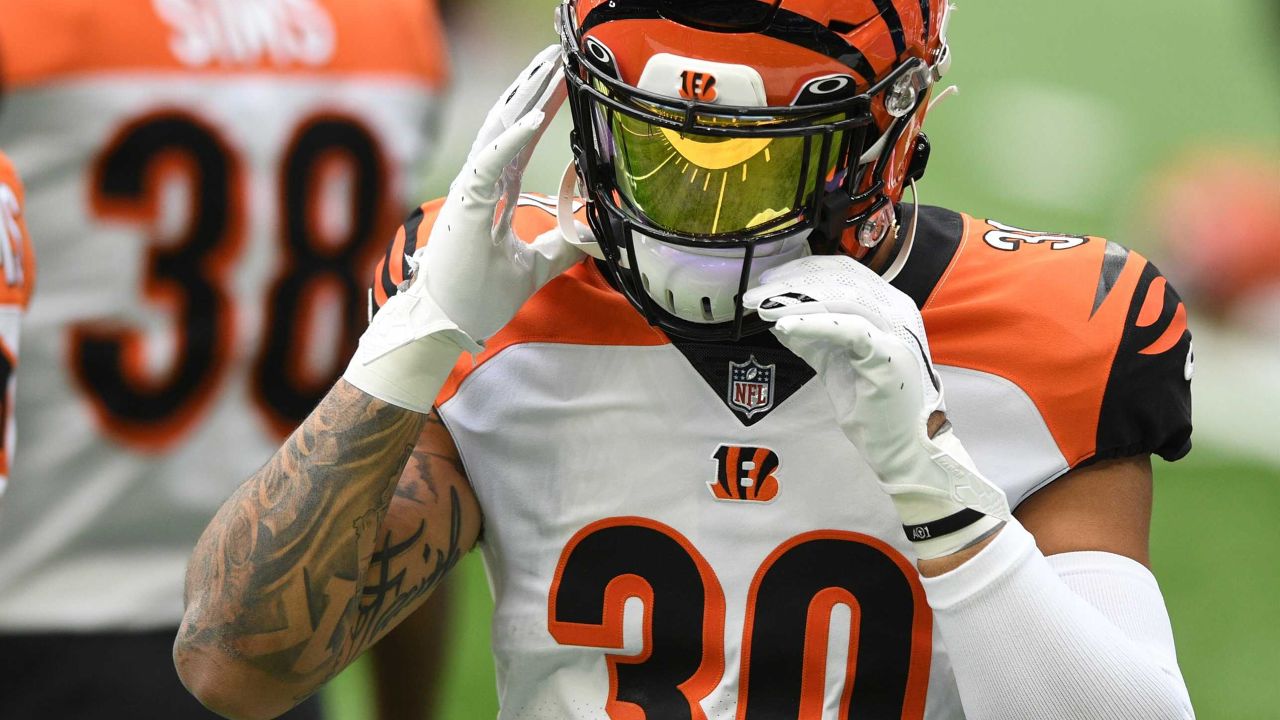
top-left (177, 380), bottom-right (432, 700)
top-left (354, 421), bottom-right (475, 650)
top-left (352, 486), bottom-right (466, 651)
top-left (394, 436), bottom-right (450, 505)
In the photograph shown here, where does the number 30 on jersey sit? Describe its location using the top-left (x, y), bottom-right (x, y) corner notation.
top-left (550, 517), bottom-right (934, 719)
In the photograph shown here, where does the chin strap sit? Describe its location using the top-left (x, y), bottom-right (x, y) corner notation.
top-left (927, 5), bottom-right (960, 114)
top-left (928, 85), bottom-right (959, 113)
top-left (558, 161), bottom-right (605, 260)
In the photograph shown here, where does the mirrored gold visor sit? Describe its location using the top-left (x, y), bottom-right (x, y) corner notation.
top-left (603, 108), bottom-right (848, 238)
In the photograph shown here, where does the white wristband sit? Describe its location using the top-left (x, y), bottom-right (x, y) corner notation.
top-left (343, 332), bottom-right (466, 414)
top-left (884, 425), bottom-right (1011, 560)
top-left (342, 274), bottom-right (479, 414)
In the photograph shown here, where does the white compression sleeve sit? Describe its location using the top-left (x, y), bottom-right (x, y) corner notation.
top-left (921, 519), bottom-right (1194, 719)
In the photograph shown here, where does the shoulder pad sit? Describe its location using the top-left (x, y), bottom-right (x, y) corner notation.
top-left (920, 213), bottom-right (1192, 468)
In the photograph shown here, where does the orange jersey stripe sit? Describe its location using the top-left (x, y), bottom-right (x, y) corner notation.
top-left (1136, 276), bottom-right (1168, 328)
top-left (435, 259), bottom-right (670, 407)
top-left (0, 0), bottom-right (448, 89)
top-left (373, 222), bottom-right (412, 309)
top-left (1140, 303), bottom-right (1188, 356)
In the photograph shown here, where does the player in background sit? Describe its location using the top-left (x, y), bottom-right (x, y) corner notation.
top-left (178, 2), bottom-right (1196, 719)
top-left (0, 153), bottom-right (36, 507)
top-left (0, 1), bottom-right (454, 716)
top-left (1141, 149), bottom-right (1280, 469)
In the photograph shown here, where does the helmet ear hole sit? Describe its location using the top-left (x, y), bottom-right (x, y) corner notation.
top-left (701, 297), bottom-right (715, 322)
top-left (665, 289), bottom-right (677, 312)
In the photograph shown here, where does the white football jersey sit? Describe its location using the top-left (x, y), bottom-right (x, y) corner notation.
top-left (380, 199), bottom-right (1194, 718)
top-left (0, 0), bottom-right (448, 630)
top-left (0, 153), bottom-right (36, 502)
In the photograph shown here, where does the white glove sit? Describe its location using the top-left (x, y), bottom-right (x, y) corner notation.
top-left (344, 46), bottom-right (584, 413)
top-left (743, 256), bottom-right (1011, 559)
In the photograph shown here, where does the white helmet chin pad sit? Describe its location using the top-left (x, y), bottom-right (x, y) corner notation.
top-left (627, 231), bottom-right (812, 324)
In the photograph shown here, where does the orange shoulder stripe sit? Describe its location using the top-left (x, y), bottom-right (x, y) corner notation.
top-left (374, 198), bottom-right (446, 309)
top-left (372, 225), bottom-right (407, 309)
top-left (1135, 276), bottom-right (1168, 328)
top-left (436, 260), bottom-right (669, 406)
top-left (1140, 303), bottom-right (1188, 356)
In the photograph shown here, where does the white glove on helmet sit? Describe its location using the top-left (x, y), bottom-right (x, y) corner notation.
top-left (743, 256), bottom-right (1011, 559)
top-left (344, 46), bottom-right (584, 413)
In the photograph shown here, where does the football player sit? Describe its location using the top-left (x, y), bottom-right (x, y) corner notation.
top-left (0, 1), bottom-right (453, 717)
top-left (178, 1), bottom-right (1197, 718)
top-left (0, 152), bottom-right (36, 506)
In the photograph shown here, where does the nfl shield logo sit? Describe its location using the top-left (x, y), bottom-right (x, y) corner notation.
top-left (728, 356), bottom-right (776, 418)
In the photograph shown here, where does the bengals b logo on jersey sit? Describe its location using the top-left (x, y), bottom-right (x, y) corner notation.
top-left (710, 445), bottom-right (780, 503)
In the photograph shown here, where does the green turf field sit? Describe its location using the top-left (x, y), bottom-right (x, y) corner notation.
top-left (322, 444), bottom-right (1280, 719)
top-left (1150, 449), bottom-right (1280, 719)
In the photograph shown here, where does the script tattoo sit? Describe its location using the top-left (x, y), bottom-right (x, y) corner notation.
top-left (178, 380), bottom-right (438, 699)
top-left (351, 486), bottom-right (466, 651)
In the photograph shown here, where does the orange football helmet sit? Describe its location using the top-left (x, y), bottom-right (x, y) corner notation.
top-left (558, 0), bottom-right (951, 339)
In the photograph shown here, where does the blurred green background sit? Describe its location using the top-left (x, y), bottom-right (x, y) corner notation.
top-left (327, 1), bottom-right (1280, 718)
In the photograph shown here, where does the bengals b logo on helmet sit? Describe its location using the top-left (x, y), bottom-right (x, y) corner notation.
top-left (679, 71), bottom-right (718, 102)
top-left (710, 445), bottom-right (780, 503)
